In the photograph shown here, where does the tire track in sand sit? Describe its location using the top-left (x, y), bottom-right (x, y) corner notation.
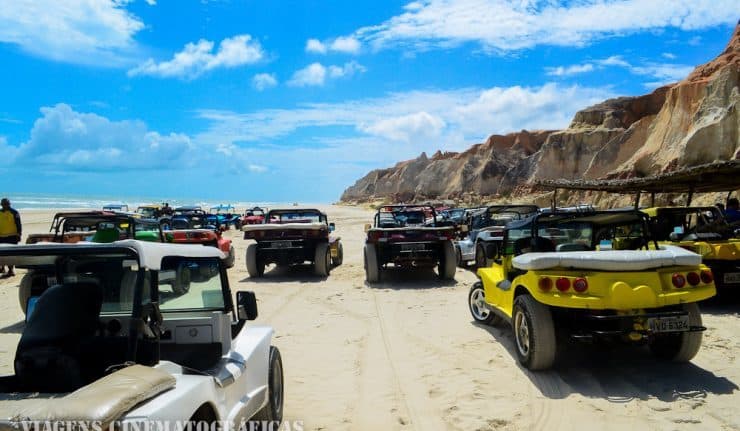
top-left (369, 289), bottom-right (449, 431)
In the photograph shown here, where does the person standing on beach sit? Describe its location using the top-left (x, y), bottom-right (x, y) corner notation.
top-left (0, 198), bottom-right (22, 277)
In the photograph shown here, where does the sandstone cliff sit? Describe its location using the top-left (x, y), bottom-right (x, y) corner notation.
top-left (341, 23), bottom-right (740, 205)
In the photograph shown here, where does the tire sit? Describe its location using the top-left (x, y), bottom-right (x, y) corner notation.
top-left (19, 272), bottom-right (33, 315)
top-left (649, 303), bottom-right (703, 362)
top-left (439, 240), bottom-right (457, 280)
top-left (456, 246), bottom-right (463, 268)
top-left (332, 241), bottom-right (344, 267)
top-left (224, 245), bottom-right (235, 268)
top-left (172, 264), bottom-right (191, 295)
top-left (364, 243), bottom-right (380, 283)
top-left (468, 282), bottom-right (504, 326)
top-left (314, 242), bottom-right (331, 276)
top-left (246, 243), bottom-right (265, 277)
top-left (253, 346), bottom-right (284, 426)
top-left (512, 294), bottom-right (557, 370)
top-left (234, 220), bottom-right (242, 230)
top-left (475, 243), bottom-right (489, 269)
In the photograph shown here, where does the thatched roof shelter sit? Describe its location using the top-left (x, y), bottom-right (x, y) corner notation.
top-left (533, 160), bottom-right (740, 207)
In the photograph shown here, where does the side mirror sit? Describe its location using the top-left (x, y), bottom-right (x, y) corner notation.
top-left (364, 223), bottom-right (371, 232)
top-left (329, 222), bottom-right (336, 232)
top-left (236, 291), bottom-right (258, 321)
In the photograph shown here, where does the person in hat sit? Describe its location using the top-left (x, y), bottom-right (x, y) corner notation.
top-left (0, 198), bottom-right (22, 276)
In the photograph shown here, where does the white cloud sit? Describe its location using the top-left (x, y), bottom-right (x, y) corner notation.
top-left (662, 52), bottom-right (677, 60)
top-left (252, 73), bottom-right (278, 91)
top-left (128, 34), bottom-right (264, 79)
top-left (6, 103), bottom-right (208, 170)
top-left (305, 36), bottom-right (361, 54)
top-left (328, 61), bottom-right (366, 78)
top-left (688, 35), bottom-right (702, 46)
top-left (0, 0), bottom-right (144, 66)
top-left (330, 36), bottom-right (361, 54)
top-left (288, 61), bottom-right (366, 87)
top-left (597, 56), bottom-right (631, 68)
top-left (248, 164), bottom-right (268, 173)
top-left (144, 0), bottom-right (156, 5)
top-left (631, 63), bottom-right (694, 87)
top-left (347, 0), bottom-right (738, 53)
top-left (196, 83), bottom-right (612, 148)
top-left (306, 38), bottom-right (327, 54)
top-left (361, 111), bottom-right (446, 142)
top-left (288, 63), bottom-right (327, 87)
top-left (545, 63), bottom-right (594, 77)
top-left (192, 83), bottom-right (612, 198)
top-left (548, 55), bottom-right (693, 86)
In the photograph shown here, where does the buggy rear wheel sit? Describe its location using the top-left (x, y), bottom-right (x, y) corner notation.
top-left (224, 245), bottom-right (235, 268)
top-left (246, 243), bottom-right (265, 277)
top-left (19, 272), bottom-right (34, 314)
top-left (332, 241), bottom-right (344, 267)
top-left (314, 242), bottom-right (331, 276)
top-left (475, 243), bottom-right (489, 269)
top-left (513, 294), bottom-right (556, 370)
top-left (438, 240), bottom-right (456, 280)
top-left (364, 243), bottom-right (380, 283)
top-left (649, 303), bottom-right (703, 362)
top-left (172, 264), bottom-right (191, 295)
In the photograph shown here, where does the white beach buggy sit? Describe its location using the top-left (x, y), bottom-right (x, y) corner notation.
top-left (0, 240), bottom-right (283, 430)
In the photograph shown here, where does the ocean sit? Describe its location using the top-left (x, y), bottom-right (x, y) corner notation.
top-left (3, 193), bottom-right (287, 211)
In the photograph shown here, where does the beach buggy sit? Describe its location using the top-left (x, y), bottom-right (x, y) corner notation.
top-left (470, 210), bottom-right (716, 370)
top-left (0, 240), bottom-right (284, 429)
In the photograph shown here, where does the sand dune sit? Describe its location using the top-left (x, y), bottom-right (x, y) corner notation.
top-left (1, 206), bottom-right (740, 430)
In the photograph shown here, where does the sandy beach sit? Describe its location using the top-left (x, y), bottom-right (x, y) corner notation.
top-left (1, 205), bottom-right (739, 431)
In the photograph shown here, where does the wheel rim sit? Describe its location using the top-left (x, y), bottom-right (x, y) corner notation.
top-left (469, 288), bottom-right (490, 320)
top-left (325, 249), bottom-right (331, 271)
top-left (514, 310), bottom-right (530, 357)
top-left (272, 358), bottom-right (283, 415)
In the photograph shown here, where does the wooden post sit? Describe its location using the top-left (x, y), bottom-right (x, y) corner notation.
top-left (634, 191), bottom-right (641, 210)
top-left (686, 187), bottom-right (694, 207)
top-left (551, 189), bottom-right (558, 212)
top-left (650, 192), bottom-right (655, 207)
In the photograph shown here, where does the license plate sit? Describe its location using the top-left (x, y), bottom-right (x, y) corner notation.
top-left (723, 272), bottom-right (740, 284)
top-left (401, 243), bottom-right (426, 252)
top-left (269, 241), bottom-right (293, 249)
top-left (647, 315), bottom-right (690, 333)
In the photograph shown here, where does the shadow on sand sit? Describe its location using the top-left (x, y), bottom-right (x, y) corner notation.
top-left (364, 267), bottom-right (457, 290)
top-left (0, 320), bottom-right (24, 334)
top-left (473, 321), bottom-right (739, 402)
top-left (698, 290), bottom-right (740, 316)
top-left (238, 264), bottom-right (329, 284)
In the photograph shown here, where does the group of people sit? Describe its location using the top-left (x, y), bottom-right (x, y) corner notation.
top-left (0, 198), bottom-right (22, 277)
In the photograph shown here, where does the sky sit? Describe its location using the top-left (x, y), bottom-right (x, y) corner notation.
top-left (0, 1), bottom-right (738, 203)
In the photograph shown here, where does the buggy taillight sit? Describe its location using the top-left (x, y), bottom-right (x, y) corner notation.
top-left (573, 277), bottom-right (588, 293)
top-left (700, 270), bottom-right (713, 284)
top-left (555, 277), bottom-right (570, 292)
top-left (671, 273), bottom-right (686, 288)
top-left (686, 272), bottom-right (700, 286)
top-left (538, 277), bottom-right (552, 292)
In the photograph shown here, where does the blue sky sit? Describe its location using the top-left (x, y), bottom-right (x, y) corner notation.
top-left (0, 1), bottom-right (737, 202)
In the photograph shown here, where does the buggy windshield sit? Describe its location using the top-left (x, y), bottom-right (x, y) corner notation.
top-left (269, 210), bottom-right (325, 224)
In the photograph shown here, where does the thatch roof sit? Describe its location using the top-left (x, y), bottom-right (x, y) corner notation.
top-left (534, 160), bottom-right (740, 194)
